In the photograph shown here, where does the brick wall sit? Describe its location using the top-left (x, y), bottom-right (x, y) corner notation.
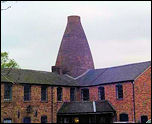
top-left (104, 82), bottom-right (134, 122)
top-left (1, 66), bottom-right (151, 123)
top-left (134, 66), bottom-right (151, 122)
top-left (79, 82), bottom-right (134, 122)
top-left (1, 83), bottom-right (53, 123)
top-left (52, 87), bottom-right (71, 123)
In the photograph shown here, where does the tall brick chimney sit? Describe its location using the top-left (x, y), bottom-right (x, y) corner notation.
top-left (53, 15), bottom-right (94, 77)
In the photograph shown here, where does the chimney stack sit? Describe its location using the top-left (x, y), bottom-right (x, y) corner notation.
top-left (68, 16), bottom-right (80, 23)
top-left (53, 15), bottom-right (94, 77)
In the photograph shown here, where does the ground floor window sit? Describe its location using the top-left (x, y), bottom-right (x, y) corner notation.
top-left (23, 117), bottom-right (31, 123)
top-left (141, 115), bottom-right (148, 123)
top-left (119, 113), bottom-right (128, 122)
top-left (3, 118), bottom-right (12, 123)
top-left (41, 115), bottom-right (47, 123)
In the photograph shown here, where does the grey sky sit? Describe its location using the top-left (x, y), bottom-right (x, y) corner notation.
top-left (1, 1), bottom-right (151, 72)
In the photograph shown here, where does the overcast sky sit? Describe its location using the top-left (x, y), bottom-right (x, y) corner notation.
top-left (1, 1), bottom-right (151, 72)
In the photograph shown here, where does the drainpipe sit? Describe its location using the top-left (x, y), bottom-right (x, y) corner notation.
top-left (93, 101), bottom-right (96, 123)
top-left (51, 87), bottom-right (54, 123)
top-left (132, 81), bottom-right (136, 122)
top-left (93, 101), bottom-right (96, 112)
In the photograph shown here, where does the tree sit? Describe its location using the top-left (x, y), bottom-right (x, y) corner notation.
top-left (1, 52), bottom-right (20, 68)
top-left (1, 1), bottom-right (17, 11)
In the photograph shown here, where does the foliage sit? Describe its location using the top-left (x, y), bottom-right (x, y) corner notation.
top-left (1, 52), bottom-right (20, 69)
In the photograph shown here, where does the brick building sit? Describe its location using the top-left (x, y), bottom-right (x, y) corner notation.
top-left (1, 16), bottom-right (151, 123)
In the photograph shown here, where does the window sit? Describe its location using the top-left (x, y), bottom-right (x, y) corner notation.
top-left (41, 86), bottom-right (47, 101)
top-left (4, 83), bottom-right (12, 100)
top-left (116, 84), bottom-right (123, 99)
top-left (3, 118), bottom-right (12, 123)
top-left (23, 117), bottom-right (31, 123)
top-left (24, 84), bottom-right (31, 101)
top-left (57, 87), bottom-right (62, 101)
top-left (81, 88), bottom-right (89, 101)
top-left (41, 116), bottom-right (47, 123)
top-left (119, 113), bottom-right (129, 122)
top-left (141, 115), bottom-right (148, 123)
top-left (70, 88), bottom-right (75, 101)
top-left (98, 86), bottom-right (105, 100)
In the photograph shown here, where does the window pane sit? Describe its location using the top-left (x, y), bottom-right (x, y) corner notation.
top-left (57, 87), bottom-right (62, 101)
top-left (41, 86), bottom-right (47, 101)
top-left (4, 83), bottom-right (12, 100)
top-left (120, 113), bottom-right (128, 122)
top-left (23, 117), bottom-right (31, 123)
top-left (81, 89), bottom-right (89, 101)
top-left (70, 88), bottom-right (75, 101)
top-left (116, 84), bottom-right (123, 99)
top-left (98, 87), bottom-right (105, 100)
top-left (24, 85), bottom-right (31, 101)
top-left (141, 115), bottom-right (148, 123)
top-left (41, 116), bottom-right (47, 123)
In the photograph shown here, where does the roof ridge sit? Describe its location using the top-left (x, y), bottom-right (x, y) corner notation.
top-left (94, 61), bottom-right (151, 71)
top-left (1, 68), bottom-right (52, 73)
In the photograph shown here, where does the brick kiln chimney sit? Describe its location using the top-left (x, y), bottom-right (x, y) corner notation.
top-left (53, 15), bottom-right (94, 77)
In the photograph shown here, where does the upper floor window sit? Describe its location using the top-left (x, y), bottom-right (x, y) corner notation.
top-left (116, 84), bottom-right (123, 99)
top-left (57, 87), bottom-right (62, 101)
top-left (4, 83), bottom-right (12, 100)
top-left (119, 113), bottom-right (129, 122)
top-left (24, 84), bottom-right (31, 101)
top-left (41, 85), bottom-right (47, 101)
top-left (141, 115), bottom-right (148, 123)
top-left (70, 87), bottom-right (75, 101)
top-left (81, 88), bottom-right (89, 101)
top-left (98, 86), bottom-right (105, 100)
top-left (41, 115), bottom-right (47, 123)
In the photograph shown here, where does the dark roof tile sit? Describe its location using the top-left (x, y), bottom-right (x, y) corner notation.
top-left (77, 61), bottom-right (151, 86)
top-left (1, 68), bottom-right (78, 86)
top-left (57, 100), bottom-right (116, 114)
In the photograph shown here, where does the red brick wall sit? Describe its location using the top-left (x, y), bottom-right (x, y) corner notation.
top-left (105, 82), bottom-right (134, 122)
top-left (52, 87), bottom-right (71, 123)
top-left (1, 66), bottom-right (151, 123)
top-left (79, 82), bottom-right (134, 122)
top-left (1, 84), bottom-right (75, 123)
top-left (1, 84), bottom-right (53, 123)
top-left (1, 84), bottom-right (51, 123)
top-left (134, 66), bottom-right (151, 122)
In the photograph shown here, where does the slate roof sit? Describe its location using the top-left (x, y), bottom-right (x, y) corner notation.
top-left (1, 61), bottom-right (151, 87)
top-left (77, 61), bottom-right (151, 86)
top-left (57, 100), bottom-right (116, 115)
top-left (1, 68), bottom-right (78, 86)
